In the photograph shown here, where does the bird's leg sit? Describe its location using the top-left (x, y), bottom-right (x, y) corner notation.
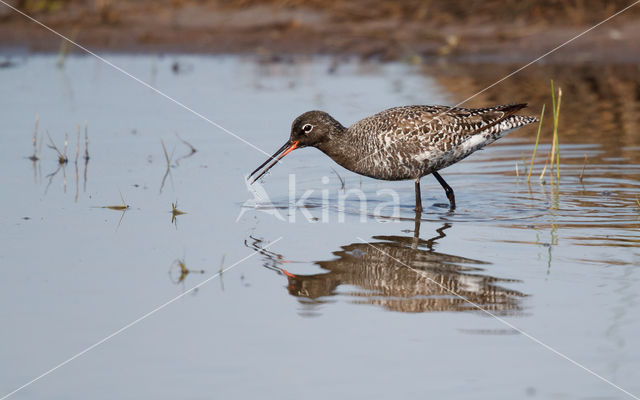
top-left (414, 178), bottom-right (422, 213)
top-left (412, 209), bottom-right (421, 249)
top-left (432, 171), bottom-right (456, 209)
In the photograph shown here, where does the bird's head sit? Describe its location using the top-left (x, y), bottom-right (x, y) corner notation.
top-left (248, 110), bottom-right (344, 184)
top-left (289, 110), bottom-right (344, 148)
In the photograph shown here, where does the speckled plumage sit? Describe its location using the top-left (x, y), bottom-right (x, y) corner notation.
top-left (250, 103), bottom-right (538, 210)
top-left (301, 104), bottom-right (538, 181)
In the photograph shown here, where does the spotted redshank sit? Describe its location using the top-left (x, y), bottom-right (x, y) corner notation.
top-left (249, 104), bottom-right (538, 211)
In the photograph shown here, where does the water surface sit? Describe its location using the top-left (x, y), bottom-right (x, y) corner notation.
top-left (0, 55), bottom-right (639, 399)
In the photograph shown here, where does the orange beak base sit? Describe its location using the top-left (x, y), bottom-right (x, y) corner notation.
top-left (248, 140), bottom-right (299, 184)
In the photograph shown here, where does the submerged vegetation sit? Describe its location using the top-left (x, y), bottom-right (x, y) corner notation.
top-left (28, 115), bottom-right (40, 162)
top-left (160, 135), bottom-right (198, 193)
top-left (32, 117), bottom-right (90, 197)
top-left (169, 255), bottom-right (205, 285)
top-left (159, 140), bottom-right (174, 194)
top-left (37, 118), bottom-right (90, 165)
top-left (47, 132), bottom-right (68, 164)
top-left (102, 188), bottom-right (129, 211)
top-left (171, 201), bottom-right (186, 227)
top-left (27, 115), bottom-right (203, 231)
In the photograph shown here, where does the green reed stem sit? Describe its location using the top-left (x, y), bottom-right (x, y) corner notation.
top-left (527, 103), bottom-right (545, 183)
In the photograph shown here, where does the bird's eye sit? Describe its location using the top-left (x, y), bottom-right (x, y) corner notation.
top-left (302, 124), bottom-right (313, 133)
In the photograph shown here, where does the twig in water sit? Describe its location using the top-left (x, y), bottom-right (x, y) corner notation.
top-left (62, 158), bottom-right (67, 193)
top-left (75, 158), bottom-right (79, 203)
top-left (579, 154), bottom-right (587, 182)
top-left (75, 124), bottom-right (81, 164)
top-left (330, 167), bottom-right (345, 190)
top-left (63, 133), bottom-right (68, 163)
top-left (47, 132), bottom-right (68, 164)
top-left (527, 104), bottom-right (545, 183)
top-left (28, 115), bottom-right (39, 161)
top-left (29, 115), bottom-right (41, 183)
top-left (162, 140), bottom-right (171, 166)
top-left (84, 121), bottom-right (90, 161)
top-left (44, 164), bottom-right (62, 195)
top-left (82, 123), bottom-right (90, 193)
top-left (38, 129), bottom-right (43, 161)
top-left (159, 140), bottom-right (175, 193)
top-left (174, 133), bottom-right (197, 166)
top-left (83, 152), bottom-right (89, 192)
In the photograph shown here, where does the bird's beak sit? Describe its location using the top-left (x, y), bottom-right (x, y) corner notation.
top-left (248, 140), bottom-right (299, 184)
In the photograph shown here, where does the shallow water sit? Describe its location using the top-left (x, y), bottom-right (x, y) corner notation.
top-left (0, 55), bottom-right (639, 399)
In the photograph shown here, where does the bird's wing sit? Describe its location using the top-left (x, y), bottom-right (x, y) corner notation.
top-left (425, 104), bottom-right (528, 139)
top-left (348, 104), bottom-right (529, 153)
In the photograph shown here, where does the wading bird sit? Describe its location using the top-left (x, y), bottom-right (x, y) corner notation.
top-left (249, 104), bottom-right (537, 211)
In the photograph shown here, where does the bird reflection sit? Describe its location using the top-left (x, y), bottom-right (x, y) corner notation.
top-left (249, 222), bottom-right (526, 315)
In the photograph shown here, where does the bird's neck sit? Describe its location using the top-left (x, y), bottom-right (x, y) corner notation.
top-left (315, 125), bottom-right (360, 172)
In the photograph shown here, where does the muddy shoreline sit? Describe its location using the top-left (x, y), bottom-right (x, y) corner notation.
top-left (1, 1), bottom-right (639, 63)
